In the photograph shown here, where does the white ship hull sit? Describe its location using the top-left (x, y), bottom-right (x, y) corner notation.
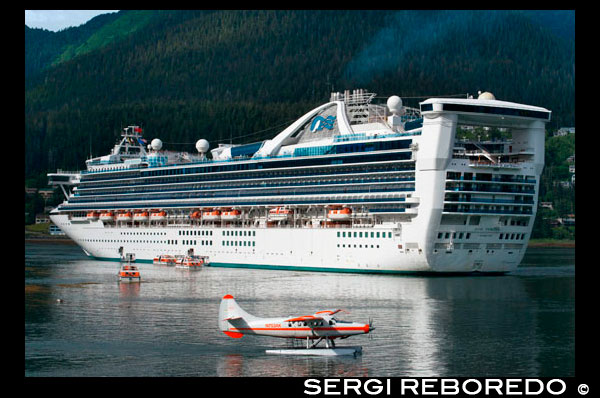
top-left (50, 214), bottom-right (526, 273)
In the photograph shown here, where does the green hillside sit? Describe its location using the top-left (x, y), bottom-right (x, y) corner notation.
top-left (52, 10), bottom-right (157, 66)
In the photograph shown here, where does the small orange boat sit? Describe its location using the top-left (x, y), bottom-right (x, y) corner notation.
top-left (86, 211), bottom-right (100, 220)
top-left (99, 211), bottom-right (115, 222)
top-left (133, 210), bottom-right (149, 222)
top-left (153, 254), bottom-right (177, 265)
top-left (221, 209), bottom-right (241, 221)
top-left (190, 210), bottom-right (202, 220)
top-left (175, 255), bottom-right (209, 269)
top-left (202, 209), bottom-right (221, 221)
top-left (327, 207), bottom-right (352, 220)
top-left (268, 207), bottom-right (293, 221)
top-left (150, 210), bottom-right (167, 222)
top-left (116, 211), bottom-right (133, 222)
top-left (119, 263), bottom-right (141, 283)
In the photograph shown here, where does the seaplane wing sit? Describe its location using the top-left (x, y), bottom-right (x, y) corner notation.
top-left (314, 309), bottom-right (345, 316)
top-left (222, 315), bottom-right (243, 321)
top-left (284, 315), bottom-right (325, 322)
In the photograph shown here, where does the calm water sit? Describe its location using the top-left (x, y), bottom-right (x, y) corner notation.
top-left (25, 243), bottom-right (574, 377)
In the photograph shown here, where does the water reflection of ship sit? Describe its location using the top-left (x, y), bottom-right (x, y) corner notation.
top-left (216, 352), bottom-right (368, 377)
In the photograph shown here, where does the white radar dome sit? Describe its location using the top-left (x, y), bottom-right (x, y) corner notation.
top-left (196, 139), bottom-right (209, 153)
top-left (151, 138), bottom-right (163, 151)
top-left (387, 96), bottom-right (404, 115)
top-left (477, 91), bottom-right (496, 100)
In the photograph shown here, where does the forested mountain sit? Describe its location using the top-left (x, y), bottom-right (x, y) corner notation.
top-left (25, 10), bottom-right (574, 177)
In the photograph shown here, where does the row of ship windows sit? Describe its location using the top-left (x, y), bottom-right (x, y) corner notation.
top-left (180, 240), bottom-right (213, 246)
top-left (437, 232), bottom-right (527, 240)
top-left (121, 231), bottom-right (167, 236)
top-left (222, 241), bottom-right (256, 247)
top-left (446, 171), bottom-right (536, 184)
top-left (337, 231), bottom-right (392, 238)
top-left (224, 230), bottom-right (256, 237)
top-left (337, 244), bottom-right (381, 249)
top-left (179, 230), bottom-right (213, 236)
top-left (80, 239), bottom-right (212, 245)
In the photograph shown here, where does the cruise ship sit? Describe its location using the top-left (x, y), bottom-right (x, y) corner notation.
top-left (48, 89), bottom-right (550, 273)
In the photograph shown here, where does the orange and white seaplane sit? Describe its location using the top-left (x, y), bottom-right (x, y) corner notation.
top-left (218, 295), bottom-right (373, 356)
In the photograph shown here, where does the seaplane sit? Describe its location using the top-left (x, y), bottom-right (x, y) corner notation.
top-left (218, 295), bottom-right (374, 356)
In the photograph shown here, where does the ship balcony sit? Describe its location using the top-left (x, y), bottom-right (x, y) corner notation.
top-left (468, 161), bottom-right (523, 169)
top-left (444, 184), bottom-right (535, 195)
top-left (443, 196), bottom-right (534, 205)
top-left (442, 204), bottom-right (533, 216)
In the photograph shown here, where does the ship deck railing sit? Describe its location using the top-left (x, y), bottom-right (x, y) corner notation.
top-left (66, 186), bottom-right (416, 205)
top-left (74, 176), bottom-right (416, 197)
top-left (80, 132), bottom-right (421, 175)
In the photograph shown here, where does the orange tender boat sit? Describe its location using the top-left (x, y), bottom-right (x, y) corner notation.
top-left (202, 209), bottom-right (221, 221)
top-left (327, 207), bottom-right (352, 220)
top-left (86, 211), bottom-right (100, 220)
top-left (150, 210), bottom-right (167, 222)
top-left (119, 264), bottom-right (141, 283)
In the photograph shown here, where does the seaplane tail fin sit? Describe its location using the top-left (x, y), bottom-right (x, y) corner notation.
top-left (218, 295), bottom-right (258, 338)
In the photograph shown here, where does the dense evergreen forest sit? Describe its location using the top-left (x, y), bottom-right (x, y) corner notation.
top-left (25, 10), bottom-right (575, 238)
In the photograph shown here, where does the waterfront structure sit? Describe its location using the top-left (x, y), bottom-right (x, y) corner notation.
top-left (48, 89), bottom-right (550, 273)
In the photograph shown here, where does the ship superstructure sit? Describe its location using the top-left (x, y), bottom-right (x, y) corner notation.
top-left (48, 89), bottom-right (550, 273)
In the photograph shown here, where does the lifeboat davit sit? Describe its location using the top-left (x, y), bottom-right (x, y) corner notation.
top-left (150, 210), bottom-right (167, 222)
top-left (116, 211), bottom-right (133, 222)
top-left (86, 211), bottom-right (100, 221)
top-left (221, 209), bottom-right (241, 221)
top-left (203, 209), bottom-right (221, 221)
top-left (133, 210), bottom-right (149, 222)
top-left (328, 207), bottom-right (352, 220)
top-left (269, 207), bottom-right (293, 221)
top-left (99, 211), bottom-right (115, 222)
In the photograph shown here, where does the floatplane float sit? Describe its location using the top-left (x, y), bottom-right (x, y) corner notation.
top-left (218, 295), bottom-right (373, 356)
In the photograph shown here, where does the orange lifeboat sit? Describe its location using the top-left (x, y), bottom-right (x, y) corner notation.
top-left (221, 209), bottom-right (241, 221)
top-left (189, 210), bottom-right (202, 220)
top-left (175, 255), bottom-right (209, 269)
top-left (86, 211), bottom-right (100, 221)
top-left (133, 210), bottom-right (149, 222)
top-left (328, 207), bottom-right (352, 221)
top-left (150, 210), bottom-right (167, 222)
top-left (202, 209), bottom-right (221, 221)
top-left (116, 211), bottom-right (133, 222)
top-left (154, 254), bottom-right (176, 264)
top-left (118, 264), bottom-right (141, 283)
top-left (268, 207), bottom-right (293, 221)
top-left (99, 211), bottom-right (115, 222)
